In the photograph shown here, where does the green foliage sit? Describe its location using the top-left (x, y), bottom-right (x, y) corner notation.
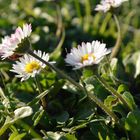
top-left (0, 0), bottom-right (140, 139)
top-left (122, 92), bottom-right (137, 110)
top-left (8, 131), bottom-right (26, 140)
top-left (125, 110), bottom-right (140, 140)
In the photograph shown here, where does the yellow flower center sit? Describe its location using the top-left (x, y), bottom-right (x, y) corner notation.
top-left (81, 53), bottom-right (96, 63)
top-left (25, 61), bottom-right (41, 73)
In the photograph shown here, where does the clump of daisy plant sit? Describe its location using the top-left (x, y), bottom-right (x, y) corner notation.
top-left (65, 40), bottom-right (111, 69)
top-left (95, 0), bottom-right (128, 13)
top-left (65, 40), bottom-right (131, 111)
top-left (0, 23), bottom-right (32, 60)
top-left (10, 50), bottom-right (52, 81)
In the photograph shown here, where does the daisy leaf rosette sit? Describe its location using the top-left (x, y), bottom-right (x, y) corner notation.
top-left (0, 23), bottom-right (32, 59)
top-left (10, 50), bottom-right (53, 81)
top-left (65, 40), bottom-right (111, 69)
top-left (95, 0), bottom-right (128, 12)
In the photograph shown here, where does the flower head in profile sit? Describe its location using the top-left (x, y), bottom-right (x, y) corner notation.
top-left (11, 50), bottom-right (52, 81)
top-left (95, 0), bottom-right (128, 12)
top-left (65, 40), bottom-right (111, 69)
top-left (0, 23), bottom-right (32, 60)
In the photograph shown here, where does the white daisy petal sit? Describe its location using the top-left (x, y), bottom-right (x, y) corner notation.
top-left (0, 23), bottom-right (32, 59)
top-left (95, 0), bottom-right (128, 12)
top-left (10, 50), bottom-right (54, 81)
top-left (65, 40), bottom-right (111, 69)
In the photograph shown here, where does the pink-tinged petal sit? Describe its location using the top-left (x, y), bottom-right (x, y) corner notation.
top-left (23, 24), bottom-right (28, 37)
top-left (15, 27), bottom-right (24, 40)
top-left (10, 35), bottom-right (19, 44)
top-left (0, 23), bottom-right (32, 59)
top-left (23, 24), bottom-right (32, 37)
top-left (27, 24), bottom-right (32, 36)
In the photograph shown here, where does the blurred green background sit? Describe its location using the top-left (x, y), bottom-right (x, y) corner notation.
top-left (1, 0), bottom-right (140, 139)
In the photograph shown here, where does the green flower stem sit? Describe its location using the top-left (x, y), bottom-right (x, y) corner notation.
top-left (87, 93), bottom-right (118, 122)
top-left (75, 70), bottom-right (88, 102)
top-left (28, 50), bottom-right (119, 122)
top-left (28, 50), bottom-right (83, 91)
top-left (34, 77), bottom-right (47, 109)
top-left (95, 75), bottom-right (131, 111)
top-left (16, 120), bottom-right (43, 139)
top-left (110, 14), bottom-right (121, 59)
top-left (50, 27), bottom-right (65, 59)
top-left (55, 5), bottom-right (62, 37)
top-left (0, 70), bottom-right (6, 92)
top-left (78, 80), bottom-right (88, 103)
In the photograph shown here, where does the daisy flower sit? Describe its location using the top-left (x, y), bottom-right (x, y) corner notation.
top-left (11, 50), bottom-right (52, 81)
top-left (65, 40), bottom-right (111, 69)
top-left (0, 23), bottom-right (32, 59)
top-left (95, 0), bottom-right (128, 12)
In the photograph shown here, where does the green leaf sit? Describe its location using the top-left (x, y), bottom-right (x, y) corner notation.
top-left (82, 68), bottom-right (94, 79)
top-left (33, 109), bottom-right (45, 127)
top-left (122, 92), bottom-right (137, 110)
top-left (109, 58), bottom-right (127, 81)
top-left (125, 112), bottom-right (137, 131)
top-left (117, 84), bottom-right (129, 94)
top-left (110, 58), bottom-right (118, 73)
top-left (45, 132), bottom-right (77, 140)
top-left (46, 131), bottom-right (63, 140)
top-left (0, 116), bottom-right (14, 136)
top-left (123, 51), bottom-right (140, 78)
top-left (75, 100), bottom-right (95, 120)
top-left (28, 86), bottom-right (54, 106)
top-left (89, 122), bottom-right (116, 140)
top-left (125, 110), bottom-right (140, 140)
top-left (49, 79), bottom-right (65, 97)
top-left (53, 111), bottom-right (69, 124)
top-left (41, 72), bottom-right (56, 87)
top-left (61, 133), bottom-right (77, 140)
top-left (8, 131), bottom-right (26, 140)
top-left (104, 95), bottom-right (118, 110)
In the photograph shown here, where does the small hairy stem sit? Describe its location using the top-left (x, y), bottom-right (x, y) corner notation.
top-left (34, 77), bottom-right (47, 109)
top-left (28, 50), bottom-right (83, 91)
top-left (95, 75), bottom-right (131, 111)
top-left (55, 5), bottom-right (62, 37)
top-left (50, 27), bottom-right (65, 59)
top-left (110, 14), bottom-right (121, 59)
top-left (87, 93), bottom-right (119, 122)
top-left (75, 70), bottom-right (88, 102)
top-left (28, 50), bottom-right (119, 123)
top-left (0, 70), bottom-right (6, 91)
